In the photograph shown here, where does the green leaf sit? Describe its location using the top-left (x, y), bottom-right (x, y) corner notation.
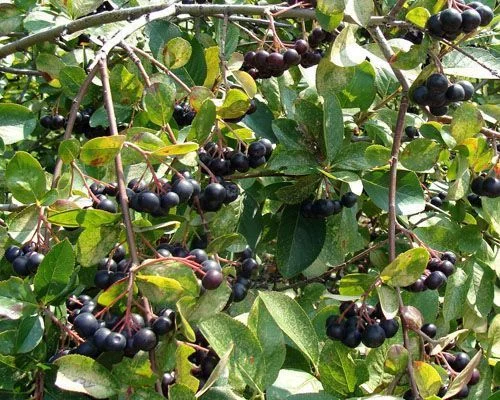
top-left (376, 285), bottom-right (399, 319)
top-left (217, 89), bottom-right (250, 119)
top-left (6, 205), bottom-right (39, 244)
top-left (203, 46), bottom-right (220, 88)
top-left (443, 47), bottom-right (500, 80)
top-left (442, 269), bottom-right (468, 323)
top-left (329, 24), bottom-right (367, 67)
top-left (0, 277), bottom-right (38, 320)
top-left (33, 239), bottom-right (75, 304)
top-left (319, 341), bottom-right (357, 397)
top-left (141, 262), bottom-right (199, 298)
top-left (199, 313), bottom-right (265, 391)
top-left (175, 343), bottom-right (199, 392)
top-left (276, 205), bottom-right (326, 278)
top-left (168, 384), bottom-right (196, 400)
top-left (59, 66), bottom-right (87, 97)
top-left (89, 104), bottom-right (131, 128)
top-left (6, 151), bottom-right (47, 204)
top-left (163, 37), bottom-right (192, 69)
top-left (186, 282), bottom-right (231, 323)
top-left (365, 144), bottom-right (391, 168)
top-left (259, 291), bottom-right (320, 369)
top-left (344, 0), bottom-right (373, 25)
top-left (189, 99), bottom-right (216, 142)
top-left (380, 248), bottom-right (429, 287)
top-left (206, 233), bottom-right (246, 253)
top-left (315, 0), bottom-right (344, 32)
top-left (66, 0), bottom-right (103, 18)
top-left (48, 208), bottom-right (121, 228)
top-left (405, 7), bottom-right (431, 28)
top-left (14, 315), bottom-right (44, 353)
top-left (321, 91), bottom-right (344, 163)
top-left (267, 369), bottom-right (324, 399)
top-left (362, 171), bottom-right (425, 215)
top-left (413, 361), bottom-right (442, 398)
top-left (488, 314), bottom-right (500, 359)
top-left (112, 352), bottom-right (156, 388)
top-left (248, 297), bottom-right (285, 389)
top-left (466, 262), bottom-right (494, 318)
top-left (150, 142), bottom-right (199, 159)
top-left (0, 103), bottom-right (37, 145)
top-left (76, 226), bottom-right (120, 267)
top-left (400, 139), bottom-right (441, 172)
top-left (59, 139), bottom-right (81, 164)
top-left (97, 281), bottom-right (129, 309)
top-left (80, 136), bottom-right (126, 166)
top-left (54, 355), bottom-right (119, 398)
top-left (109, 64), bottom-right (143, 105)
top-left (136, 274), bottom-right (184, 305)
top-left (450, 103), bottom-right (484, 145)
top-left (339, 273), bottom-right (378, 296)
top-left (144, 79), bottom-right (176, 127)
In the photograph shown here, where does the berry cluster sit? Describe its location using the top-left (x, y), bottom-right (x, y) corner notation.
top-left (242, 28), bottom-right (333, 79)
top-left (40, 108), bottom-right (111, 139)
top-left (94, 245), bottom-right (129, 290)
top-left (40, 113), bottom-right (66, 131)
top-left (470, 175), bottom-right (500, 198)
top-left (126, 174), bottom-right (201, 217)
top-left (90, 181), bottom-right (118, 213)
top-left (326, 301), bottom-right (399, 349)
top-left (426, 3), bottom-right (493, 40)
top-left (406, 251), bottom-right (457, 292)
top-left (199, 138), bottom-right (274, 176)
top-left (429, 191), bottom-right (447, 208)
top-left (198, 180), bottom-right (240, 212)
top-left (437, 352), bottom-right (480, 399)
top-left (63, 295), bottom-right (175, 359)
top-left (187, 332), bottom-right (220, 390)
top-left (412, 73), bottom-right (474, 116)
top-left (300, 192), bottom-right (358, 219)
top-left (4, 242), bottom-right (44, 277)
top-left (156, 243), bottom-right (225, 291)
top-left (173, 103), bottom-right (196, 127)
top-left (231, 248), bottom-right (259, 303)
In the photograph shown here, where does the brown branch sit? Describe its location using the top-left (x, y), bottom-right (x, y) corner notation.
top-left (0, 65), bottom-right (43, 76)
top-left (120, 41), bottom-right (152, 87)
top-left (388, 0), bottom-right (408, 19)
top-left (51, 64), bottom-right (100, 189)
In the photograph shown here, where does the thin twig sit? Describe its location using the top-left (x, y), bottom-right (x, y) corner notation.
top-left (120, 41), bottom-right (152, 87)
top-left (0, 65), bottom-right (43, 76)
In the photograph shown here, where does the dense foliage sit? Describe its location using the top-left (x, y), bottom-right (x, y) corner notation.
top-left (0, 0), bottom-right (498, 399)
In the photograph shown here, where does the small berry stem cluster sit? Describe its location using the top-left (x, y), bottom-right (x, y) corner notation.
top-left (300, 191), bottom-right (358, 219)
top-left (5, 242), bottom-right (44, 277)
top-left (406, 251), bottom-right (457, 292)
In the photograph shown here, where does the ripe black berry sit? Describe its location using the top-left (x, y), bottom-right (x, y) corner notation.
top-left (342, 329), bottom-right (362, 348)
top-left (461, 9), bottom-right (482, 32)
top-left (93, 327), bottom-right (111, 350)
top-left (471, 176), bottom-right (485, 195)
top-left (75, 340), bottom-right (100, 358)
top-left (12, 256), bottom-right (29, 276)
top-left (430, 196), bottom-right (443, 207)
top-left (482, 177), bottom-right (500, 197)
top-left (189, 249), bottom-right (208, 264)
top-left (202, 270), bottom-right (224, 290)
top-left (405, 126), bottom-right (419, 139)
top-left (362, 324), bottom-right (386, 348)
top-left (152, 316), bottom-right (173, 335)
top-left (340, 301), bottom-right (358, 317)
top-left (201, 260), bottom-right (221, 272)
top-left (231, 152), bottom-right (250, 173)
top-left (248, 155), bottom-right (266, 168)
top-left (51, 114), bottom-right (65, 130)
top-left (440, 8), bottom-right (462, 33)
top-left (248, 141), bottom-right (267, 158)
top-left (421, 323), bottom-right (437, 338)
top-left (241, 258), bottom-right (258, 278)
top-left (97, 198), bottom-right (117, 213)
top-left (412, 86), bottom-right (429, 105)
top-left (172, 179), bottom-right (194, 202)
top-left (204, 183), bottom-right (226, 203)
top-left (133, 328), bottom-right (158, 351)
top-left (73, 312), bottom-right (99, 338)
top-left (160, 192), bottom-right (180, 210)
top-left (429, 105), bottom-right (448, 116)
top-left (427, 74), bottom-right (449, 93)
top-left (223, 182), bottom-right (240, 203)
top-left (457, 80), bottom-right (474, 101)
top-left (438, 260), bottom-right (455, 277)
top-left (341, 192), bottom-right (358, 208)
top-left (94, 270), bottom-right (111, 289)
top-left (454, 385), bottom-right (470, 399)
top-left (137, 191), bottom-right (160, 213)
top-left (40, 115), bottom-right (53, 129)
top-left (254, 50), bottom-right (270, 69)
top-left (326, 322), bottom-right (346, 340)
top-left (128, 178), bottom-right (147, 193)
top-left (476, 5), bottom-right (494, 26)
top-left (267, 52), bottom-right (285, 70)
top-left (468, 193), bottom-right (482, 207)
top-left (283, 49), bottom-right (301, 66)
top-left (445, 84), bottom-right (465, 102)
top-left (232, 282), bottom-right (248, 302)
top-left (380, 319), bottom-right (399, 338)
top-left (424, 271), bottom-right (447, 290)
top-left (452, 352), bottom-right (470, 372)
top-left (469, 368), bottom-right (480, 385)
top-left (104, 332), bottom-right (127, 351)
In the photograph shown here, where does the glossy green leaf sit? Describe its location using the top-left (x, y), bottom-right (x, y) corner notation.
top-left (59, 139), bottom-right (81, 164)
top-left (33, 239), bottom-right (75, 304)
top-left (259, 291), bottom-right (320, 368)
top-left (319, 341), bottom-right (357, 397)
top-left (136, 274), bottom-right (184, 305)
top-left (405, 7), bottom-right (430, 28)
top-left (0, 277), bottom-right (38, 320)
top-left (54, 355), bottom-right (119, 398)
top-left (0, 104), bottom-right (37, 145)
top-left (76, 226), bottom-right (121, 267)
top-left (47, 208), bottom-right (121, 228)
top-left (163, 37), bottom-right (192, 69)
top-left (80, 136), bottom-right (126, 166)
top-left (400, 139), bottom-right (441, 172)
top-left (59, 66), bottom-right (87, 97)
top-left (450, 103), bottom-right (484, 145)
top-left (189, 99), bottom-right (216, 142)
top-left (6, 151), bottom-right (47, 204)
top-left (144, 80), bottom-right (176, 127)
top-left (321, 91), bottom-right (344, 162)
top-left (6, 205), bottom-right (39, 244)
top-left (109, 64), bottom-right (143, 105)
top-left (217, 89), bottom-right (250, 119)
top-left (362, 171), bottom-right (426, 215)
top-left (276, 205), bottom-right (326, 278)
top-left (380, 248), bottom-right (429, 287)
